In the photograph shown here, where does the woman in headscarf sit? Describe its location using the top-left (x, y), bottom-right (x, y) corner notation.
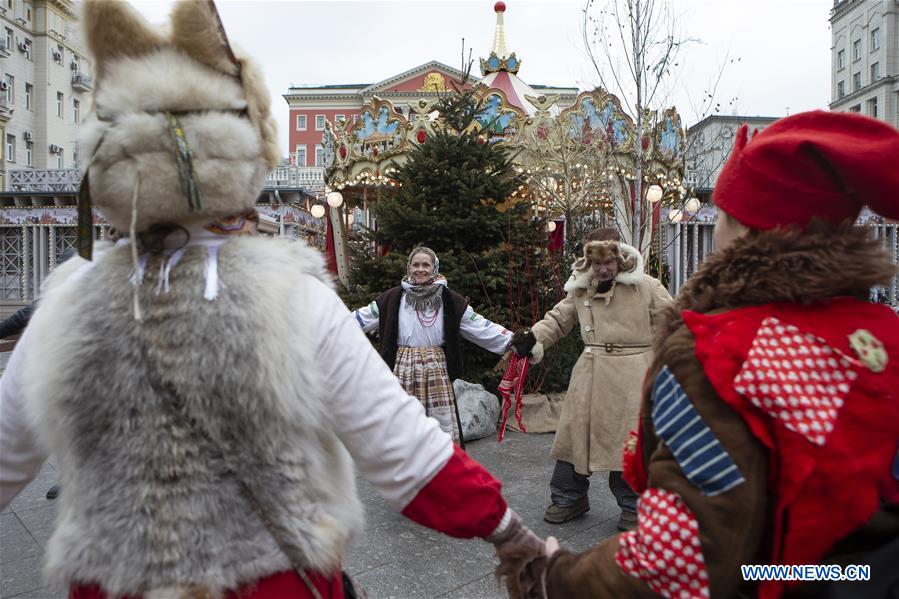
top-left (354, 247), bottom-right (513, 444)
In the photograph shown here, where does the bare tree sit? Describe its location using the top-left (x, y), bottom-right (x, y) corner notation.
top-left (514, 114), bottom-right (615, 247)
top-left (582, 0), bottom-right (736, 256)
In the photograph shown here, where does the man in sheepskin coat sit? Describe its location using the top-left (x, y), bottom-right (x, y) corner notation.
top-left (501, 111), bottom-right (899, 598)
top-left (0, 2), bottom-right (542, 598)
top-left (513, 228), bottom-right (672, 529)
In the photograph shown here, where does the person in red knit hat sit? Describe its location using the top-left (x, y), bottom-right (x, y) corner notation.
top-left (497, 110), bottom-right (899, 598)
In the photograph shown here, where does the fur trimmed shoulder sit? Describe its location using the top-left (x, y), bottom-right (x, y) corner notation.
top-left (39, 241), bottom-right (115, 297)
top-left (614, 243), bottom-right (644, 286)
top-left (563, 267), bottom-right (591, 294)
top-left (230, 236), bottom-right (334, 289)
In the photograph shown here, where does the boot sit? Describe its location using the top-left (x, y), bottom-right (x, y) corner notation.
top-left (617, 509), bottom-right (638, 531)
top-left (543, 495), bottom-right (589, 524)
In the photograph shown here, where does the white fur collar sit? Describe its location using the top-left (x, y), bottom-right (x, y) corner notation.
top-left (563, 242), bottom-right (644, 293)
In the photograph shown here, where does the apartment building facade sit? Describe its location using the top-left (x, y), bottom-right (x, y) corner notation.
top-left (1, 0), bottom-right (92, 191)
top-left (830, 0), bottom-right (899, 126)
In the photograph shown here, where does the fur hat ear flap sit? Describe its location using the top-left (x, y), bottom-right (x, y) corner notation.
top-left (169, 0), bottom-right (279, 169)
top-left (170, 0), bottom-right (240, 77)
top-left (619, 253), bottom-right (638, 273)
top-left (81, 0), bottom-right (164, 82)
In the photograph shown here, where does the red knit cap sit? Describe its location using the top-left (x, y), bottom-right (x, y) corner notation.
top-left (713, 111), bottom-right (899, 230)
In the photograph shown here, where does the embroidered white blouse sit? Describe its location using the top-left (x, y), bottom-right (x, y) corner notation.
top-left (353, 294), bottom-right (513, 354)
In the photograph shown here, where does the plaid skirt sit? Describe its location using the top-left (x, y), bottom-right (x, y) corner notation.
top-left (394, 346), bottom-right (462, 443)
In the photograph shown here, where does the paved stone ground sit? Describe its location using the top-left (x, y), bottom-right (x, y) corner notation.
top-left (0, 351), bottom-right (620, 598)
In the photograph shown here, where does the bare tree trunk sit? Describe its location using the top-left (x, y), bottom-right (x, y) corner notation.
top-left (632, 0), bottom-right (644, 254)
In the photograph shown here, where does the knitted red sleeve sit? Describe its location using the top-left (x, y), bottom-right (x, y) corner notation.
top-left (401, 444), bottom-right (507, 538)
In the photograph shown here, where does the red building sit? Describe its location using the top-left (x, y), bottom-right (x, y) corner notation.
top-left (282, 2), bottom-right (578, 176)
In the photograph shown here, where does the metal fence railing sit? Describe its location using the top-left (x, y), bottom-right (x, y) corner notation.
top-left (664, 222), bottom-right (899, 305)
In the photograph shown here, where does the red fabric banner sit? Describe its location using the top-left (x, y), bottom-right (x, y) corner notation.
top-left (497, 354), bottom-right (529, 442)
top-left (324, 210), bottom-right (338, 274)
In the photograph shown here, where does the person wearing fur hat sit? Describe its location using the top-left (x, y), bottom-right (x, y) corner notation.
top-left (0, 2), bottom-right (543, 598)
top-left (512, 228), bottom-right (672, 530)
top-left (500, 111), bottom-right (899, 598)
top-left (353, 246), bottom-right (514, 445)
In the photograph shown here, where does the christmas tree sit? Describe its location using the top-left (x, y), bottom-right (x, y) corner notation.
top-left (344, 61), bottom-right (578, 389)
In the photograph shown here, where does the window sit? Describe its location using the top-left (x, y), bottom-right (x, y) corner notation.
top-left (295, 144), bottom-right (306, 166)
top-left (315, 115), bottom-right (326, 131)
top-left (871, 28), bottom-right (880, 51)
top-left (315, 144), bottom-right (325, 167)
top-left (849, 104), bottom-right (861, 113)
top-left (4, 27), bottom-right (12, 50)
top-left (868, 97), bottom-right (878, 118)
top-left (836, 49), bottom-right (845, 70)
top-left (853, 39), bottom-right (861, 61)
top-left (25, 83), bottom-right (32, 110)
top-left (4, 74), bottom-right (13, 104)
top-left (25, 3), bottom-right (31, 22)
top-left (55, 149), bottom-right (63, 169)
top-left (22, 38), bottom-right (30, 59)
top-left (837, 81), bottom-right (845, 99)
top-left (335, 114), bottom-right (346, 124)
top-left (852, 72), bottom-right (861, 91)
top-left (6, 134), bottom-right (14, 162)
top-left (871, 62), bottom-right (880, 81)
top-left (73, 99), bottom-right (80, 123)
top-left (295, 114), bottom-right (307, 131)
top-left (25, 141), bottom-right (32, 166)
top-left (56, 91), bottom-right (63, 117)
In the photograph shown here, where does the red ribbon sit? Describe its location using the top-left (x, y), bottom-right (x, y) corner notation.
top-left (497, 353), bottom-right (529, 442)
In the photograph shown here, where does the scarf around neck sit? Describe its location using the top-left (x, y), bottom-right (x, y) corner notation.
top-left (401, 275), bottom-right (448, 311)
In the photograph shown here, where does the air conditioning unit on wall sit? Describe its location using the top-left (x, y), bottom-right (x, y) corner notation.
top-left (24, 131), bottom-right (33, 141)
top-left (0, 81), bottom-right (8, 91)
top-left (49, 144), bottom-right (62, 154)
top-left (52, 50), bottom-right (62, 61)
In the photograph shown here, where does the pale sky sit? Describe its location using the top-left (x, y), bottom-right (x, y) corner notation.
top-left (129, 0), bottom-right (834, 156)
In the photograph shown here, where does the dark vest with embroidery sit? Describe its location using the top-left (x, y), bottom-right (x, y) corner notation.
top-left (375, 286), bottom-right (469, 380)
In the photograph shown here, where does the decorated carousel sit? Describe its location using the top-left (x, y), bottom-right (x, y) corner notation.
top-left (321, 2), bottom-right (688, 285)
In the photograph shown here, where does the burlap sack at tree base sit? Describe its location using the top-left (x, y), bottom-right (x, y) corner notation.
top-left (505, 392), bottom-right (566, 433)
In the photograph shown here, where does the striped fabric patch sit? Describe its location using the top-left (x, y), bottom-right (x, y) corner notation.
top-left (651, 367), bottom-right (745, 496)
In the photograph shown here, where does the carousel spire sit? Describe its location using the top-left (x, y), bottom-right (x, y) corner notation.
top-left (480, 2), bottom-right (521, 75)
top-left (492, 1), bottom-right (509, 58)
